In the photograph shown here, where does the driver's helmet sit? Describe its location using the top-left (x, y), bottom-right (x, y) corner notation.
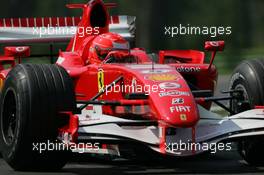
top-left (90, 32), bottom-right (129, 60)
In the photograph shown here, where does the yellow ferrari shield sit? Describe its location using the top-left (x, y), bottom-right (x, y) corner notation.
top-left (180, 114), bottom-right (187, 121)
top-left (0, 78), bottom-right (3, 90)
top-left (98, 69), bottom-right (104, 92)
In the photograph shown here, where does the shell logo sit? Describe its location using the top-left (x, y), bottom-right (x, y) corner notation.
top-left (146, 74), bottom-right (179, 81)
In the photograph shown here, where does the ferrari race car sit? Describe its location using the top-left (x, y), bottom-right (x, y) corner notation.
top-left (1, 0), bottom-right (264, 171)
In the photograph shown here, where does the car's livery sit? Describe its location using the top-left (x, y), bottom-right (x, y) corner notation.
top-left (1, 0), bottom-right (264, 171)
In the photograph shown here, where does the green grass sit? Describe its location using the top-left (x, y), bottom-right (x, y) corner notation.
top-left (23, 57), bottom-right (52, 64)
top-left (212, 47), bottom-right (264, 75)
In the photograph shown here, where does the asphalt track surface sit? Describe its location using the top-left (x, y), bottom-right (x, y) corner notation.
top-left (2, 75), bottom-right (264, 175)
top-left (1, 150), bottom-right (264, 175)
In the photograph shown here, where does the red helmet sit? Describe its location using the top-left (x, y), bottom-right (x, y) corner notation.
top-left (90, 32), bottom-right (130, 60)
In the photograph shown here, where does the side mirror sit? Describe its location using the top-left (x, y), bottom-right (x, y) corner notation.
top-left (4, 46), bottom-right (30, 63)
top-left (4, 46), bottom-right (30, 57)
top-left (204, 41), bottom-right (225, 52)
top-left (204, 41), bottom-right (225, 70)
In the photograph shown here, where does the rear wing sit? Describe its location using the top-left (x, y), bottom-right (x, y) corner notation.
top-left (0, 15), bottom-right (136, 44)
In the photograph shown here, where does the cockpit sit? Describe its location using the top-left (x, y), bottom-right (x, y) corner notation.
top-left (90, 33), bottom-right (139, 63)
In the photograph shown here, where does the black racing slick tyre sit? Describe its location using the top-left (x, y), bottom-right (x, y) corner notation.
top-left (229, 59), bottom-right (264, 166)
top-left (0, 64), bottom-right (76, 171)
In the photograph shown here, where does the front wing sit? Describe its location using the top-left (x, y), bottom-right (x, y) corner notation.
top-left (75, 105), bottom-right (264, 156)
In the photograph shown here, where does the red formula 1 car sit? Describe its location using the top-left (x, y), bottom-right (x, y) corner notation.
top-left (1, 0), bottom-right (264, 171)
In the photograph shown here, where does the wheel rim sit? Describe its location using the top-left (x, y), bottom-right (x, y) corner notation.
top-left (231, 84), bottom-right (250, 113)
top-left (1, 89), bottom-right (17, 145)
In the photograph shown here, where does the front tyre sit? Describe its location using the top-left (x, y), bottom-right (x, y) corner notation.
top-left (0, 64), bottom-right (76, 171)
top-left (229, 59), bottom-right (264, 166)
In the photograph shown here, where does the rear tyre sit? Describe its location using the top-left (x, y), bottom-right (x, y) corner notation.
top-left (0, 64), bottom-right (76, 171)
top-left (229, 59), bottom-right (264, 166)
